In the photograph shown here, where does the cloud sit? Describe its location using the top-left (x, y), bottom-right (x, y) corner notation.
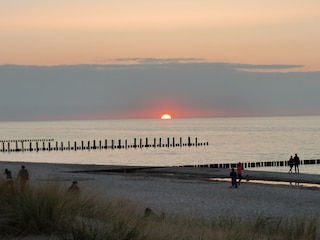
top-left (93, 58), bottom-right (205, 65)
top-left (0, 62), bottom-right (319, 121)
top-left (234, 63), bottom-right (305, 73)
top-left (92, 59), bottom-right (306, 72)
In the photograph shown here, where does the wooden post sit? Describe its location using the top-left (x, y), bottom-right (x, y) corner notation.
top-left (105, 139), bottom-right (107, 149)
top-left (8, 142), bottom-right (10, 152)
top-left (93, 140), bottom-right (96, 149)
top-left (81, 141), bottom-right (84, 150)
top-left (29, 142), bottom-right (32, 151)
top-left (118, 140), bottom-right (121, 149)
top-left (134, 138), bottom-right (137, 148)
top-left (2, 142), bottom-right (4, 152)
top-left (140, 138), bottom-right (142, 148)
top-left (146, 138), bottom-right (148, 147)
top-left (74, 142), bottom-right (77, 151)
top-left (172, 137), bottom-right (175, 147)
top-left (87, 141), bottom-right (90, 150)
top-left (99, 140), bottom-right (102, 149)
top-left (195, 137), bottom-right (198, 146)
top-left (154, 138), bottom-right (156, 148)
top-left (61, 142), bottom-right (63, 151)
top-left (22, 141), bottom-right (24, 152)
top-left (43, 142), bottom-right (45, 151)
top-left (111, 140), bottom-right (114, 149)
top-left (49, 142), bottom-right (51, 151)
top-left (68, 141), bottom-right (70, 150)
top-left (36, 142), bottom-right (39, 152)
top-left (180, 137), bottom-right (182, 147)
top-left (188, 137), bottom-right (191, 146)
top-left (125, 139), bottom-right (128, 149)
top-left (167, 137), bottom-right (170, 147)
top-left (159, 138), bottom-right (162, 147)
top-left (15, 141), bottom-right (18, 151)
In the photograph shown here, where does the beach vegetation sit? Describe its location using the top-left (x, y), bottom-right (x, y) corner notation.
top-left (0, 179), bottom-right (318, 240)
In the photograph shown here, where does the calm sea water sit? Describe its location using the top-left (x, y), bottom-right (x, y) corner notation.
top-left (0, 116), bottom-right (319, 174)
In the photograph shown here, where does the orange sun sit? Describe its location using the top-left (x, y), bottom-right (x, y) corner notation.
top-left (161, 114), bottom-right (172, 120)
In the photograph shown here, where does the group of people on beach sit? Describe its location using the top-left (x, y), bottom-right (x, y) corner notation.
top-left (3, 165), bottom-right (80, 195)
top-left (3, 165), bottom-right (29, 192)
top-left (230, 162), bottom-right (244, 188)
top-left (288, 153), bottom-right (300, 173)
top-left (229, 154), bottom-right (301, 188)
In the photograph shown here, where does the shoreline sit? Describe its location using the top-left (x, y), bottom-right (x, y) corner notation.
top-left (1, 161), bottom-right (319, 222)
top-left (1, 160), bottom-right (320, 186)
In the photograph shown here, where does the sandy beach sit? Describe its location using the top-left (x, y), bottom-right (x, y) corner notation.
top-left (1, 161), bottom-right (319, 222)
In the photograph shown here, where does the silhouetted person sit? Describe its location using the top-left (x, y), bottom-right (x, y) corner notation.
top-left (288, 156), bottom-right (294, 173)
top-left (230, 168), bottom-right (237, 188)
top-left (68, 181), bottom-right (80, 196)
top-left (144, 207), bottom-right (157, 218)
top-left (17, 165), bottom-right (29, 191)
top-left (293, 154), bottom-right (300, 173)
top-left (237, 162), bottom-right (244, 185)
top-left (4, 168), bottom-right (14, 192)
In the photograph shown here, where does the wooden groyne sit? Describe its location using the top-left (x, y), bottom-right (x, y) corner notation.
top-left (0, 137), bottom-right (208, 153)
top-left (0, 139), bottom-right (54, 143)
top-left (183, 159), bottom-right (320, 169)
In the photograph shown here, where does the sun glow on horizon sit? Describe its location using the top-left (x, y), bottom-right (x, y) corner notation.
top-left (161, 114), bottom-right (172, 120)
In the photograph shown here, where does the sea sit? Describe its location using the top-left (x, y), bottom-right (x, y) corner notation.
top-left (0, 116), bottom-right (320, 175)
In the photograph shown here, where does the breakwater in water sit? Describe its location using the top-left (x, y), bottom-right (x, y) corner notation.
top-left (0, 137), bottom-right (208, 152)
top-left (184, 159), bottom-right (320, 169)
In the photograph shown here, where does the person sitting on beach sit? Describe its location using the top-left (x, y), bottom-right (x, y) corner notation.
top-left (236, 162), bottom-right (244, 185)
top-left (288, 156), bottom-right (294, 173)
top-left (293, 153), bottom-right (300, 173)
top-left (230, 168), bottom-right (237, 188)
top-left (17, 165), bottom-right (29, 191)
top-left (68, 181), bottom-right (80, 195)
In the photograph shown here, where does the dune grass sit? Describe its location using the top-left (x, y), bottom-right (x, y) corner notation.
top-left (0, 179), bottom-right (318, 240)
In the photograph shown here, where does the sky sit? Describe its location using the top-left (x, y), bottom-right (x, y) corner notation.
top-left (0, 1), bottom-right (320, 121)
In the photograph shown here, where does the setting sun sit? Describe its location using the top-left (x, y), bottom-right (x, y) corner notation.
top-left (161, 114), bottom-right (172, 120)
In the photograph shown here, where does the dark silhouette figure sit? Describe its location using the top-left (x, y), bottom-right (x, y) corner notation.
top-left (230, 168), bottom-right (237, 188)
top-left (293, 154), bottom-right (300, 173)
top-left (68, 181), bottom-right (80, 195)
top-left (17, 165), bottom-right (29, 191)
top-left (144, 207), bottom-right (165, 220)
top-left (4, 168), bottom-right (12, 180)
top-left (237, 162), bottom-right (244, 185)
top-left (288, 156), bottom-right (294, 173)
top-left (4, 168), bottom-right (14, 192)
top-left (144, 207), bottom-right (157, 218)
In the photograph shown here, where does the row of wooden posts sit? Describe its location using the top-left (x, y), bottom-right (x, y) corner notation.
top-left (0, 139), bottom-right (54, 143)
top-left (0, 137), bottom-right (209, 152)
top-left (2, 138), bottom-right (318, 168)
top-left (184, 159), bottom-right (320, 169)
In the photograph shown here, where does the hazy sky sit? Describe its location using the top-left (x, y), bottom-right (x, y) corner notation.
top-left (1, 1), bottom-right (320, 120)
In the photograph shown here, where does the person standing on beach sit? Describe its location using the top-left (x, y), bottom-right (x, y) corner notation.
top-left (17, 165), bottom-right (29, 191)
top-left (288, 156), bottom-right (294, 173)
top-left (4, 168), bottom-right (14, 192)
top-left (293, 154), bottom-right (300, 173)
top-left (237, 162), bottom-right (244, 185)
top-left (230, 168), bottom-right (237, 188)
